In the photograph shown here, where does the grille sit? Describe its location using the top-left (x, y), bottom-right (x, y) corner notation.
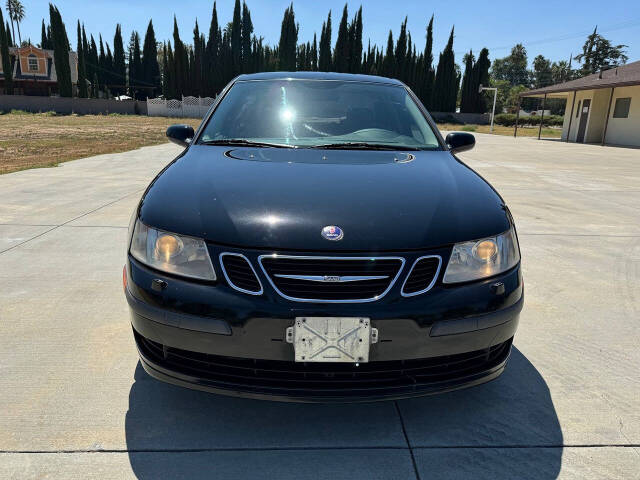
top-left (402, 256), bottom-right (442, 296)
top-left (258, 256), bottom-right (404, 302)
top-left (135, 329), bottom-right (512, 399)
top-left (219, 253), bottom-right (263, 295)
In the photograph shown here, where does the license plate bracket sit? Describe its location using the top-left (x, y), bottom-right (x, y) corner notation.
top-left (286, 317), bottom-right (377, 363)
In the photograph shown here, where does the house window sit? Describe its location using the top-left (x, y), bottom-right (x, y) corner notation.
top-left (613, 97), bottom-right (631, 118)
top-left (576, 100), bottom-right (581, 118)
top-left (28, 55), bottom-right (39, 71)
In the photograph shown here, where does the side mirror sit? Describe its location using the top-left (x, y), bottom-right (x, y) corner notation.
top-left (166, 124), bottom-right (195, 148)
top-left (445, 132), bottom-right (475, 154)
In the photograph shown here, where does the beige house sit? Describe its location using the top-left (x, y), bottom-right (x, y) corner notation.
top-left (0, 45), bottom-right (78, 96)
top-left (519, 61), bottom-right (640, 148)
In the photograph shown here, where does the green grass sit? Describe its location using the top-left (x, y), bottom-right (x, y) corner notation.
top-left (437, 122), bottom-right (562, 138)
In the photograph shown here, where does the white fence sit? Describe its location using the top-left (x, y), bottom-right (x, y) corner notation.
top-left (147, 96), bottom-right (216, 118)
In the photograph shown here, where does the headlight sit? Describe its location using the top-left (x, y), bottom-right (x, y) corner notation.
top-left (129, 220), bottom-right (216, 281)
top-left (443, 227), bottom-right (520, 284)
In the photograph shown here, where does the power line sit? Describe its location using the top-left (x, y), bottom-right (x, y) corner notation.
top-left (454, 18), bottom-right (640, 56)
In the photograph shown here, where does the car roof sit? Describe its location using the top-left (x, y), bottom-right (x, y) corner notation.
top-left (235, 71), bottom-right (405, 86)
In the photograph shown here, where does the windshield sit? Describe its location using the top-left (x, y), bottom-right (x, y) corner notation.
top-left (198, 79), bottom-right (441, 150)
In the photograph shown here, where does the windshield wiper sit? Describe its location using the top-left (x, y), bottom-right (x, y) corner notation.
top-left (199, 139), bottom-right (295, 148)
top-left (310, 142), bottom-right (420, 151)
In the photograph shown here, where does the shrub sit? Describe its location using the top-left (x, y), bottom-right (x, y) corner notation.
top-left (546, 115), bottom-right (564, 127)
top-left (494, 113), bottom-right (564, 127)
top-left (494, 113), bottom-right (517, 126)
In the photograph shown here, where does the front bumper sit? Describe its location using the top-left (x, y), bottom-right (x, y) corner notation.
top-left (126, 254), bottom-right (523, 402)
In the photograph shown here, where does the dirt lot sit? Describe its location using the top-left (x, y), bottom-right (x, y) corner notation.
top-left (0, 112), bottom-right (202, 174)
top-left (0, 112), bottom-right (562, 175)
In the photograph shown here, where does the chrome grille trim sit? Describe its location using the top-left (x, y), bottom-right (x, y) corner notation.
top-left (219, 252), bottom-right (264, 295)
top-left (258, 255), bottom-right (406, 303)
top-left (273, 274), bottom-right (389, 282)
top-left (400, 255), bottom-right (442, 297)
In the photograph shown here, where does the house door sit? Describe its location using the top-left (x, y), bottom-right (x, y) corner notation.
top-left (576, 99), bottom-right (591, 143)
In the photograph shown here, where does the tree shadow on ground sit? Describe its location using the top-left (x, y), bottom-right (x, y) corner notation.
top-left (125, 347), bottom-right (561, 479)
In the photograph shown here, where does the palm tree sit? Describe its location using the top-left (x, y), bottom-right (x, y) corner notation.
top-left (6, 0), bottom-right (24, 45)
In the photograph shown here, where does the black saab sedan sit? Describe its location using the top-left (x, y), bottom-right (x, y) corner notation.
top-left (124, 72), bottom-right (523, 402)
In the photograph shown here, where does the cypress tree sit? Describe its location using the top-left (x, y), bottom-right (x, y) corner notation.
top-left (361, 40), bottom-right (369, 73)
top-left (296, 43), bottom-right (305, 71)
top-left (205, 2), bottom-right (221, 95)
top-left (219, 27), bottom-right (231, 84)
top-left (231, 0), bottom-right (242, 76)
top-left (459, 50), bottom-right (474, 113)
top-left (318, 11), bottom-right (331, 71)
top-left (362, 40), bottom-right (377, 75)
top-left (252, 36), bottom-right (262, 72)
top-left (241, 1), bottom-right (253, 73)
top-left (127, 32), bottom-right (136, 94)
top-left (455, 68), bottom-right (461, 110)
top-left (381, 31), bottom-right (395, 78)
top-left (98, 34), bottom-right (106, 89)
top-left (49, 5), bottom-right (72, 97)
top-left (40, 19), bottom-right (48, 49)
top-left (165, 41), bottom-right (176, 99)
top-left (113, 24), bottom-right (126, 95)
top-left (395, 18), bottom-right (407, 81)
top-left (187, 47), bottom-right (195, 95)
top-left (333, 4), bottom-right (349, 72)
top-left (408, 35), bottom-right (418, 87)
top-left (5, 20), bottom-right (12, 47)
top-left (105, 43), bottom-right (114, 95)
top-left (128, 31), bottom-right (142, 98)
top-left (161, 42), bottom-right (169, 97)
top-left (349, 6), bottom-right (362, 73)
top-left (432, 26), bottom-right (456, 112)
top-left (191, 20), bottom-right (203, 95)
top-left (311, 33), bottom-right (317, 71)
top-left (172, 16), bottom-right (188, 97)
top-left (277, 4), bottom-right (297, 71)
top-left (76, 21), bottom-right (87, 97)
top-left (306, 41), bottom-right (312, 70)
top-left (89, 35), bottom-right (98, 97)
top-left (0, 9), bottom-right (12, 94)
top-left (421, 15), bottom-right (435, 109)
top-left (406, 34), bottom-right (418, 90)
top-left (141, 21), bottom-right (160, 98)
top-left (82, 25), bottom-right (91, 94)
top-left (198, 33), bottom-right (206, 92)
top-left (472, 47), bottom-right (490, 112)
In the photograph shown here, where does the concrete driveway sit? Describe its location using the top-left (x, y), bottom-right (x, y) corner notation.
top-left (1, 134), bottom-right (639, 479)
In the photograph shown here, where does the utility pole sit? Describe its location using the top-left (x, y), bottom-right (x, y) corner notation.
top-left (479, 84), bottom-right (498, 132)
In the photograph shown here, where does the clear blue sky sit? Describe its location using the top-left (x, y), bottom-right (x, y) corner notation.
top-left (12, 0), bottom-right (640, 67)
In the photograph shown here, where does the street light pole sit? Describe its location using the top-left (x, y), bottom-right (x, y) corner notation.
top-left (479, 84), bottom-right (498, 132)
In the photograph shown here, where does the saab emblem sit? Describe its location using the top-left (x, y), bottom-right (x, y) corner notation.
top-left (321, 225), bottom-right (344, 241)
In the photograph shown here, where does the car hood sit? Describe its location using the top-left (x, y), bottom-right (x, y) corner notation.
top-left (139, 145), bottom-right (509, 251)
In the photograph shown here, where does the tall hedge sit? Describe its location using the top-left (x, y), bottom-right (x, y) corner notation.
top-left (0, 8), bottom-right (12, 94)
top-left (49, 5), bottom-right (72, 97)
